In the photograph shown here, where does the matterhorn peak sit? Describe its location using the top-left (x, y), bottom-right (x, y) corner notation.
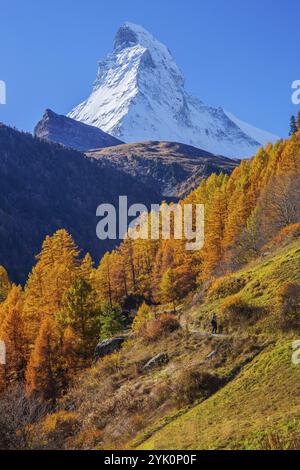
top-left (113, 22), bottom-right (157, 51)
top-left (68, 23), bottom-right (278, 158)
top-left (113, 22), bottom-right (140, 51)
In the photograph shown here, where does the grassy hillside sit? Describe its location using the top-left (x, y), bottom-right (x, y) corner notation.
top-left (137, 340), bottom-right (300, 450)
top-left (30, 237), bottom-right (300, 450)
top-left (133, 240), bottom-right (300, 450)
top-left (186, 238), bottom-right (300, 335)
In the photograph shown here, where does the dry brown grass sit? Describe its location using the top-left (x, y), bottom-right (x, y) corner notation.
top-left (141, 314), bottom-right (180, 342)
top-left (262, 431), bottom-right (300, 450)
top-left (263, 223), bottom-right (300, 251)
top-left (32, 329), bottom-right (238, 449)
top-left (29, 314), bottom-right (266, 450)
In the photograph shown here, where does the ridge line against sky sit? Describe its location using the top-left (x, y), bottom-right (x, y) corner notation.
top-left (0, 0), bottom-right (299, 136)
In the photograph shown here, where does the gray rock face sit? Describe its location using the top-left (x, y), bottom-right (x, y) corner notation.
top-left (143, 352), bottom-right (169, 371)
top-left (114, 23), bottom-right (139, 51)
top-left (34, 109), bottom-right (123, 151)
top-left (94, 336), bottom-right (126, 360)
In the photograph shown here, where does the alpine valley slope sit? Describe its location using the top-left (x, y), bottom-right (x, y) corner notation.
top-left (0, 123), bottom-right (161, 283)
top-left (34, 111), bottom-right (239, 198)
top-left (69, 22), bottom-right (278, 158)
top-left (87, 141), bottom-right (238, 197)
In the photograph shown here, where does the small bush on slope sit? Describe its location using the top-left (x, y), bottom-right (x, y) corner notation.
top-left (276, 282), bottom-right (300, 328)
top-left (221, 294), bottom-right (252, 323)
top-left (173, 368), bottom-right (223, 408)
top-left (263, 223), bottom-right (300, 251)
top-left (37, 411), bottom-right (79, 450)
top-left (142, 314), bottom-right (180, 342)
top-left (208, 275), bottom-right (246, 299)
top-left (132, 303), bottom-right (153, 333)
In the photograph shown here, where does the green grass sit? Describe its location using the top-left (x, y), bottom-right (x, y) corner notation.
top-left (241, 243), bottom-right (300, 306)
top-left (136, 340), bottom-right (300, 450)
top-left (133, 241), bottom-right (300, 450)
top-left (190, 240), bottom-right (300, 335)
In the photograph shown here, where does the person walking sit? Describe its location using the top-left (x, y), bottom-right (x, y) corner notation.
top-left (211, 314), bottom-right (218, 334)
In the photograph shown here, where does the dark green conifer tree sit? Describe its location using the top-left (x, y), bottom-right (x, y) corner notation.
top-left (289, 115), bottom-right (298, 135)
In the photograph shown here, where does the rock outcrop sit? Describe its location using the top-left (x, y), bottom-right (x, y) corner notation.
top-left (143, 352), bottom-right (169, 371)
top-left (94, 336), bottom-right (127, 360)
top-left (35, 109), bottom-right (123, 151)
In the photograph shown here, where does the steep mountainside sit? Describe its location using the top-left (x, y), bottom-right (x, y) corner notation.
top-left (0, 130), bottom-right (299, 451)
top-left (138, 340), bottom-right (300, 450)
top-left (87, 141), bottom-right (238, 197)
top-left (34, 109), bottom-right (123, 151)
top-left (137, 241), bottom-right (300, 450)
top-left (69, 22), bottom-right (278, 158)
top-left (33, 239), bottom-right (300, 450)
top-left (0, 124), bottom-right (160, 283)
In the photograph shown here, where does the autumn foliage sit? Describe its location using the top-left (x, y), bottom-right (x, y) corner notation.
top-left (0, 131), bottom-right (299, 403)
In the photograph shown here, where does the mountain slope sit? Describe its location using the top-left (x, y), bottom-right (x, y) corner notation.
top-left (32, 239), bottom-right (300, 450)
top-left (69, 22), bottom-right (278, 158)
top-left (135, 240), bottom-right (300, 449)
top-left (87, 141), bottom-right (238, 197)
top-left (224, 111), bottom-right (279, 147)
top-left (0, 124), bottom-right (160, 283)
top-left (34, 109), bottom-right (123, 151)
top-left (137, 340), bottom-right (300, 450)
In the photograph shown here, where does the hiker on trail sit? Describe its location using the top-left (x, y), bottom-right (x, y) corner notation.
top-left (211, 314), bottom-right (218, 334)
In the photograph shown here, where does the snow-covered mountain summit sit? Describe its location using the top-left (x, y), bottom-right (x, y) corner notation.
top-left (68, 22), bottom-right (278, 158)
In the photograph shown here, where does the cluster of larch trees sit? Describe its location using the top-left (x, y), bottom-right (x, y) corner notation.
top-left (95, 130), bottom-right (300, 309)
top-left (0, 230), bottom-right (124, 402)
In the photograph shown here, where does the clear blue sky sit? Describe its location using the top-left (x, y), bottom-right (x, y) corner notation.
top-left (0, 0), bottom-right (299, 136)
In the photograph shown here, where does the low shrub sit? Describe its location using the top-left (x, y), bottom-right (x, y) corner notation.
top-left (221, 294), bottom-right (252, 325)
top-left (0, 384), bottom-right (47, 450)
top-left (173, 368), bottom-right (222, 407)
top-left (42, 410), bottom-right (79, 449)
top-left (142, 314), bottom-right (180, 342)
top-left (151, 380), bottom-right (173, 407)
top-left (142, 319), bottom-right (162, 341)
top-left (132, 303), bottom-right (153, 333)
top-left (208, 275), bottom-right (246, 299)
top-left (276, 282), bottom-right (300, 328)
top-left (70, 427), bottom-right (103, 450)
top-left (159, 314), bottom-right (181, 333)
top-left (97, 352), bottom-right (122, 375)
